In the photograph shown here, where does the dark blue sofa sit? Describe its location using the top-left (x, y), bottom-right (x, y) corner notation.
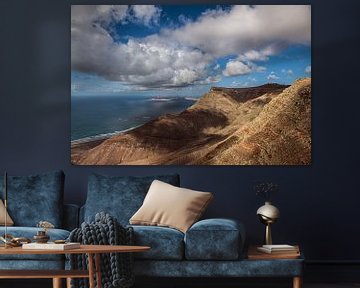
top-left (81, 173), bottom-right (304, 281)
top-left (0, 171), bottom-right (303, 286)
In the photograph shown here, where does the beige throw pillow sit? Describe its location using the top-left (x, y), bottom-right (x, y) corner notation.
top-left (0, 199), bottom-right (14, 226)
top-left (130, 180), bottom-right (213, 233)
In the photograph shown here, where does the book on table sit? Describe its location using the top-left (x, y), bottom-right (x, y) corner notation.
top-left (257, 244), bottom-right (299, 254)
top-left (22, 242), bottom-right (80, 250)
top-left (248, 245), bottom-right (300, 260)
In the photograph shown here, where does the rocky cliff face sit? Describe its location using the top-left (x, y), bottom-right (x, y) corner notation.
top-left (71, 78), bottom-right (311, 165)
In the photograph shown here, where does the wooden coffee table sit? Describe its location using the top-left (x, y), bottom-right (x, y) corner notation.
top-left (0, 244), bottom-right (150, 288)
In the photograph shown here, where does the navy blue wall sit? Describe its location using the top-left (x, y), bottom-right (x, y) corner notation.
top-left (0, 0), bottom-right (359, 263)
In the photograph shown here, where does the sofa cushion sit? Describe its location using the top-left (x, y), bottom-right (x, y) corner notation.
top-left (130, 180), bottom-right (213, 233)
top-left (130, 225), bottom-right (184, 260)
top-left (0, 199), bottom-right (14, 226)
top-left (0, 171), bottom-right (64, 227)
top-left (84, 174), bottom-right (180, 225)
top-left (185, 218), bottom-right (245, 260)
top-left (0, 227), bottom-right (70, 261)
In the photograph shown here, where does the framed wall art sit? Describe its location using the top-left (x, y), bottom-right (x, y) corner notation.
top-left (71, 5), bottom-right (311, 165)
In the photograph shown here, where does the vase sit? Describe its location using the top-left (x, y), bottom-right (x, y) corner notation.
top-left (256, 201), bottom-right (280, 245)
top-left (33, 230), bottom-right (50, 243)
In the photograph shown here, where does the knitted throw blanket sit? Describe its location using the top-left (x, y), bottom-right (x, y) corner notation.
top-left (68, 212), bottom-right (135, 288)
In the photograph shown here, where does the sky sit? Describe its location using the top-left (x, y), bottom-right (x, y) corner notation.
top-left (71, 5), bottom-right (311, 97)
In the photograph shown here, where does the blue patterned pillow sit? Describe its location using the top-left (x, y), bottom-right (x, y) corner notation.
top-left (0, 171), bottom-right (64, 227)
top-left (84, 174), bottom-right (180, 225)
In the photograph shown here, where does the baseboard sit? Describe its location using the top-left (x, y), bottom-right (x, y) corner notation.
top-left (304, 261), bottom-right (360, 282)
top-left (136, 277), bottom-right (295, 288)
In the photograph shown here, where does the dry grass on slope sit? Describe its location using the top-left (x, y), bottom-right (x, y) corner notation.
top-left (202, 78), bottom-right (311, 165)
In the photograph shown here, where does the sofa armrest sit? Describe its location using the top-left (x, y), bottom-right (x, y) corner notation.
top-left (184, 218), bottom-right (245, 260)
top-left (63, 204), bottom-right (80, 231)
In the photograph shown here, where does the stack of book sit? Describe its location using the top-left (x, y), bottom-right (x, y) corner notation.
top-left (257, 244), bottom-right (299, 254)
top-left (22, 242), bottom-right (80, 250)
top-left (248, 244), bottom-right (300, 259)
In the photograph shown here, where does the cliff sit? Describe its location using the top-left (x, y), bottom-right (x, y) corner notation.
top-left (71, 78), bottom-right (311, 165)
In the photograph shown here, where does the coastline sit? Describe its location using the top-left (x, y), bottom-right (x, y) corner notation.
top-left (71, 126), bottom-right (142, 164)
top-left (71, 125), bottom-right (141, 146)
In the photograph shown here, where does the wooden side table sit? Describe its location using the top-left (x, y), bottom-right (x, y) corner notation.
top-left (247, 245), bottom-right (303, 288)
top-left (0, 244), bottom-right (150, 288)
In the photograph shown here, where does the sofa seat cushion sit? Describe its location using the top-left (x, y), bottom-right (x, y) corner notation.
top-left (185, 218), bottom-right (245, 260)
top-left (0, 227), bottom-right (70, 261)
top-left (84, 174), bottom-right (180, 226)
top-left (130, 225), bottom-right (184, 260)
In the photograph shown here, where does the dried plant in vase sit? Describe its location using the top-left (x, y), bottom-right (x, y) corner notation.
top-left (254, 181), bottom-right (280, 245)
top-left (254, 181), bottom-right (279, 202)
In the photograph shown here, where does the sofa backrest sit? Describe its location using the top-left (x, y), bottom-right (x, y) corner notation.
top-left (0, 170), bottom-right (65, 228)
top-left (82, 174), bottom-right (180, 226)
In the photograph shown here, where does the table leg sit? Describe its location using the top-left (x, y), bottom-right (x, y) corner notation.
top-left (66, 277), bottom-right (72, 288)
top-left (95, 253), bottom-right (102, 288)
top-left (293, 276), bottom-right (302, 288)
top-left (52, 278), bottom-right (62, 288)
top-left (88, 253), bottom-right (95, 288)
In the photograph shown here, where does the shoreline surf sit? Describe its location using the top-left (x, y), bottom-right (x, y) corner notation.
top-left (71, 125), bottom-right (141, 145)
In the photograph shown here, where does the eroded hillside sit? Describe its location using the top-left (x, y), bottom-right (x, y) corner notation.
top-left (71, 79), bottom-right (311, 165)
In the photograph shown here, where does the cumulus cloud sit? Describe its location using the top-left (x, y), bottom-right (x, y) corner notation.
top-left (71, 5), bottom-right (310, 89)
top-left (267, 72), bottom-right (280, 81)
top-left (130, 5), bottom-right (162, 26)
top-left (72, 5), bottom-right (212, 89)
top-left (305, 65), bottom-right (311, 74)
top-left (238, 44), bottom-right (284, 62)
top-left (223, 59), bottom-right (266, 77)
top-left (168, 5), bottom-right (311, 58)
top-left (223, 60), bottom-right (252, 76)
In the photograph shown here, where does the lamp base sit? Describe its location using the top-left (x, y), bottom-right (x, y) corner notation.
top-left (265, 223), bottom-right (272, 245)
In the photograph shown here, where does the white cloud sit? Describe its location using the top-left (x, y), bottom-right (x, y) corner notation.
top-left (267, 72), bottom-right (280, 81)
top-left (169, 5), bottom-right (311, 58)
top-left (198, 75), bottom-right (222, 84)
top-left (305, 65), bottom-right (311, 74)
top-left (131, 5), bottom-right (162, 26)
top-left (72, 6), bottom-right (212, 89)
top-left (282, 69), bottom-right (293, 76)
top-left (71, 5), bottom-right (310, 89)
top-left (223, 60), bottom-right (252, 76)
top-left (222, 59), bottom-right (266, 77)
top-left (238, 44), bottom-right (283, 62)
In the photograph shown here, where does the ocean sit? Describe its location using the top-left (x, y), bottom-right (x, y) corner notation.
top-left (71, 96), bottom-right (197, 141)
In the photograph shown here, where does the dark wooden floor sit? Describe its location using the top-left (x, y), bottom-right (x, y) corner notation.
top-left (1, 279), bottom-right (360, 288)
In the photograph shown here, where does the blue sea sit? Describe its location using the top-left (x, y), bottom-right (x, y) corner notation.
top-left (71, 96), bottom-right (197, 141)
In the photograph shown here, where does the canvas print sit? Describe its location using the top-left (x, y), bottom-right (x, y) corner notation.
top-left (71, 5), bottom-right (311, 165)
